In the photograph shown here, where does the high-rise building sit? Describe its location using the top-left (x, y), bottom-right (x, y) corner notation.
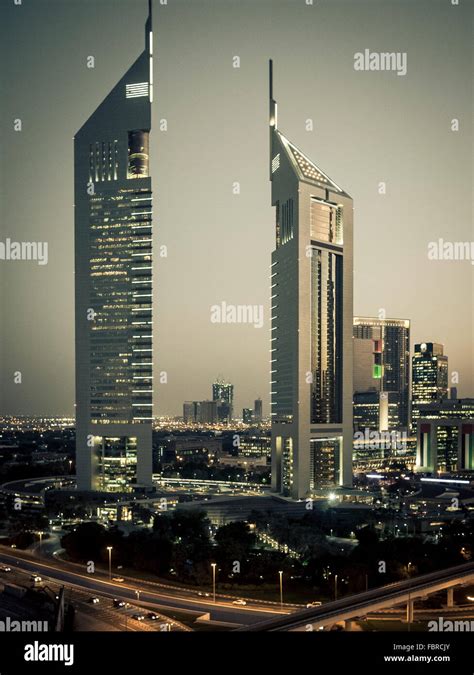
top-left (75, 1), bottom-right (154, 492)
top-left (183, 401), bottom-right (201, 424)
top-left (353, 317), bottom-right (410, 430)
top-left (254, 398), bottom-right (263, 423)
top-left (212, 379), bottom-right (234, 423)
top-left (269, 61), bottom-right (353, 499)
top-left (242, 408), bottom-right (253, 424)
top-left (200, 401), bottom-right (218, 425)
top-left (412, 343), bottom-right (449, 425)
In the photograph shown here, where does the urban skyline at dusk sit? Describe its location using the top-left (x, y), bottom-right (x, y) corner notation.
top-left (0, 0), bottom-right (472, 662)
top-left (1, 0), bottom-right (472, 420)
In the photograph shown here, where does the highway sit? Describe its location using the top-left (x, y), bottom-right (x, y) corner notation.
top-left (239, 561), bottom-right (474, 631)
top-left (0, 548), bottom-right (286, 627)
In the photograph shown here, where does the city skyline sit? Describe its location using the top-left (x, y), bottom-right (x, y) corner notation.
top-left (1, 0), bottom-right (472, 420)
top-left (0, 0), bottom-right (473, 652)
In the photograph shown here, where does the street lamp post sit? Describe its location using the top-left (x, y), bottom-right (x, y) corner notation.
top-left (135, 590), bottom-right (140, 602)
top-left (38, 531), bottom-right (43, 555)
top-left (106, 546), bottom-right (113, 580)
top-left (335, 574), bottom-right (338, 601)
top-left (279, 571), bottom-right (283, 610)
top-left (211, 563), bottom-right (216, 604)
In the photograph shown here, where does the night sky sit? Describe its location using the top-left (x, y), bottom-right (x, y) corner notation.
top-left (0, 0), bottom-right (472, 417)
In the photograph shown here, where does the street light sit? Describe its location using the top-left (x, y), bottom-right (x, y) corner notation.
top-left (135, 590), bottom-right (140, 602)
top-left (335, 574), bottom-right (338, 601)
top-left (278, 571), bottom-right (283, 610)
top-left (106, 546), bottom-right (113, 580)
top-left (38, 531), bottom-right (43, 555)
top-left (211, 563), bottom-right (216, 604)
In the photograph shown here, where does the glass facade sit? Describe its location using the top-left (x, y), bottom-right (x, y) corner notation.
top-left (310, 438), bottom-right (340, 489)
top-left (310, 245), bottom-right (343, 424)
top-left (97, 436), bottom-right (138, 492)
top-left (353, 319), bottom-right (410, 429)
top-left (412, 343), bottom-right (449, 425)
top-left (89, 187), bottom-right (152, 425)
top-left (281, 437), bottom-right (293, 496)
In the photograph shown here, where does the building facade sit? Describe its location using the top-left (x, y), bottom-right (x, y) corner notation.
top-left (212, 380), bottom-right (234, 423)
top-left (75, 1), bottom-right (154, 492)
top-left (353, 317), bottom-right (411, 430)
top-left (183, 401), bottom-right (201, 424)
top-left (269, 61), bottom-right (353, 499)
top-left (411, 342), bottom-right (449, 426)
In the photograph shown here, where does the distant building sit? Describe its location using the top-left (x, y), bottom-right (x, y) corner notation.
top-left (416, 398), bottom-right (474, 473)
top-left (238, 431), bottom-right (271, 457)
top-left (412, 343), bottom-right (449, 426)
top-left (212, 380), bottom-right (234, 423)
top-left (183, 402), bottom-right (201, 424)
top-left (417, 419), bottom-right (473, 473)
top-left (242, 408), bottom-right (253, 424)
top-left (353, 391), bottom-right (400, 432)
top-left (415, 398), bottom-right (474, 421)
top-left (199, 400), bottom-right (218, 425)
top-left (254, 398), bottom-right (263, 423)
top-left (353, 317), bottom-right (410, 430)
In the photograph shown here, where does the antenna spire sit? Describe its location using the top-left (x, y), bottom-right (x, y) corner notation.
top-left (269, 59), bottom-right (277, 129)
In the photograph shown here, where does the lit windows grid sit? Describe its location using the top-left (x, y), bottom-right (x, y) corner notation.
top-left (88, 187), bottom-right (152, 424)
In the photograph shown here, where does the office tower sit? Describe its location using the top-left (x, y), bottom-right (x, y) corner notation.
top-left (269, 61), bottom-right (353, 499)
top-left (212, 379), bottom-right (234, 423)
top-left (242, 408), bottom-right (253, 424)
top-left (353, 317), bottom-right (410, 430)
top-left (415, 397), bottom-right (473, 474)
top-left (417, 415), bottom-right (473, 473)
top-left (75, 1), bottom-right (154, 492)
top-left (412, 343), bottom-right (449, 425)
top-left (200, 401), bottom-right (218, 425)
top-left (183, 401), bottom-right (201, 424)
top-left (254, 398), bottom-right (263, 423)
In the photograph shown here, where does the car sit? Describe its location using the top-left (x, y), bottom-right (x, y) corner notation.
top-left (197, 591), bottom-right (210, 597)
top-left (232, 599), bottom-right (247, 606)
top-left (0, 566), bottom-right (12, 572)
top-left (113, 599), bottom-right (126, 608)
top-left (132, 614), bottom-right (145, 621)
top-left (147, 613), bottom-right (159, 620)
top-left (88, 597), bottom-right (100, 604)
top-left (30, 574), bottom-right (42, 585)
top-left (112, 576), bottom-right (124, 583)
top-left (306, 601), bottom-right (322, 608)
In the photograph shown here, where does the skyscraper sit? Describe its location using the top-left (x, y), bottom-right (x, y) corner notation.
top-left (412, 342), bottom-right (449, 425)
top-left (269, 61), bottom-right (353, 499)
top-left (254, 398), bottom-right (263, 423)
top-left (74, 1), bottom-right (154, 492)
top-left (212, 379), bottom-right (234, 423)
top-left (353, 317), bottom-right (411, 430)
top-left (183, 401), bottom-right (201, 424)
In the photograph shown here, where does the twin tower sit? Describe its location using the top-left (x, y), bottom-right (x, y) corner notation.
top-left (74, 2), bottom-right (353, 499)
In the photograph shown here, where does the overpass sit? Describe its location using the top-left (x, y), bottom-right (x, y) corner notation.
top-left (239, 561), bottom-right (474, 631)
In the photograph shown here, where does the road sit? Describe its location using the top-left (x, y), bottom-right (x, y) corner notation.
top-left (241, 560), bottom-right (474, 631)
top-left (0, 548), bottom-right (286, 627)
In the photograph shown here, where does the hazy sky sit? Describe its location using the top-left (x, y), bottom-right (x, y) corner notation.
top-left (0, 0), bottom-right (472, 417)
